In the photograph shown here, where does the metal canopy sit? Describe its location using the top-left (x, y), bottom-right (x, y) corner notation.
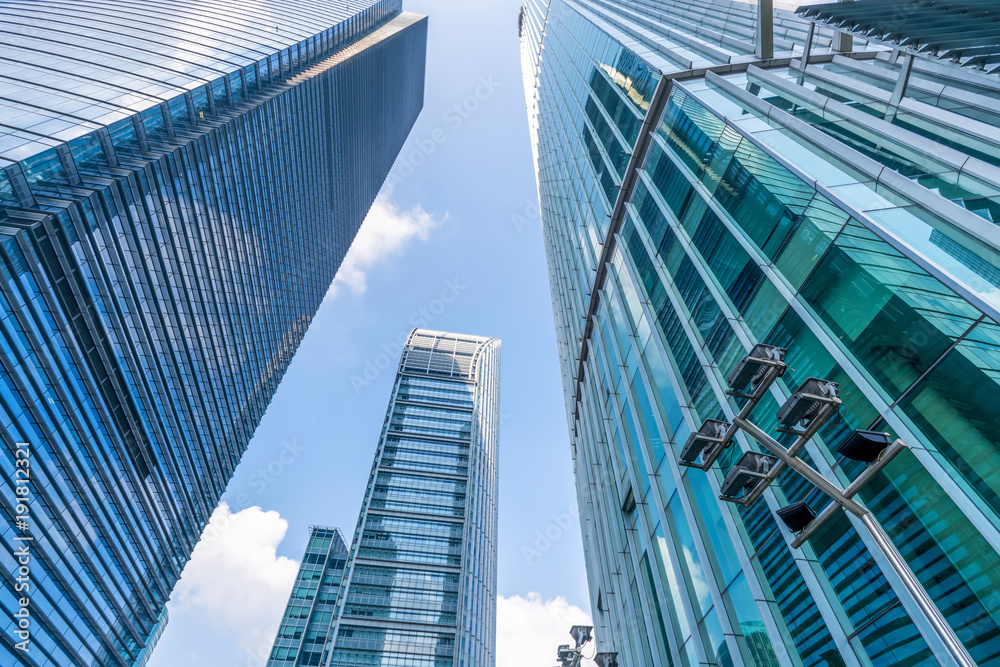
top-left (796, 0), bottom-right (1000, 73)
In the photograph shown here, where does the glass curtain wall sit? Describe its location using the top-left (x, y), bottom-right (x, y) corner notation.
top-left (521, 0), bottom-right (1000, 665)
top-left (329, 329), bottom-right (501, 667)
top-left (0, 4), bottom-right (427, 665)
top-left (268, 527), bottom-right (350, 667)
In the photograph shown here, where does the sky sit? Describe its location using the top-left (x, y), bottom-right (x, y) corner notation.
top-left (147, 1), bottom-right (597, 666)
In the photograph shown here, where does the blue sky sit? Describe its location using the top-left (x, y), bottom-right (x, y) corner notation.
top-left (147, 1), bottom-right (594, 665)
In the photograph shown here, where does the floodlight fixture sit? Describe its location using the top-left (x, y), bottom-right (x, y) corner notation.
top-left (776, 500), bottom-right (817, 532)
top-left (680, 419), bottom-right (731, 464)
top-left (838, 430), bottom-right (893, 463)
top-left (719, 451), bottom-right (778, 501)
top-left (776, 377), bottom-right (839, 428)
top-left (556, 644), bottom-right (575, 665)
top-left (726, 343), bottom-right (787, 391)
top-left (595, 653), bottom-right (620, 667)
top-left (687, 357), bottom-right (961, 667)
top-left (570, 625), bottom-right (593, 648)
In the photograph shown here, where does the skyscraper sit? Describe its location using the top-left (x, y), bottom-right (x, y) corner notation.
top-left (0, 2), bottom-right (426, 665)
top-left (268, 527), bottom-right (350, 667)
top-left (331, 328), bottom-right (500, 667)
top-left (268, 329), bottom-right (500, 667)
top-left (521, 0), bottom-right (1000, 665)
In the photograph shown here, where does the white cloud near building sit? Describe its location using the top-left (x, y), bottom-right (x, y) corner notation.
top-left (164, 503), bottom-right (300, 663)
top-left (497, 592), bottom-right (594, 667)
top-left (327, 189), bottom-right (440, 298)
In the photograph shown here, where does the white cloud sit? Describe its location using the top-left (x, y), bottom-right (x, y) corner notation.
top-left (328, 190), bottom-right (440, 298)
top-left (165, 503), bottom-right (300, 662)
top-left (497, 593), bottom-right (594, 667)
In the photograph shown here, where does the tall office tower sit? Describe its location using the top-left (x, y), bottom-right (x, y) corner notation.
top-left (268, 527), bottom-right (350, 667)
top-left (0, 2), bottom-right (426, 665)
top-left (325, 329), bottom-right (501, 667)
top-left (521, 0), bottom-right (1000, 665)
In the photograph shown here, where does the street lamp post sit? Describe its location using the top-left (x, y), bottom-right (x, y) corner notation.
top-left (679, 345), bottom-right (975, 667)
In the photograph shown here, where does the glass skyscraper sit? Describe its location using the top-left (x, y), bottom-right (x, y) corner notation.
top-left (268, 527), bottom-right (350, 667)
top-left (521, 0), bottom-right (1000, 666)
top-left (0, 2), bottom-right (426, 665)
top-left (268, 329), bottom-right (500, 667)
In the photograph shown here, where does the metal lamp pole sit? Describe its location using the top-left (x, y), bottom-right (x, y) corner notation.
top-left (679, 345), bottom-right (975, 667)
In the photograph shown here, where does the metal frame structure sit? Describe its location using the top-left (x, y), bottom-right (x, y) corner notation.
top-left (798, 0), bottom-right (1000, 73)
top-left (569, 46), bottom-right (885, 433)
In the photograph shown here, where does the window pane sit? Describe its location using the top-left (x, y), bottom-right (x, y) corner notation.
top-left (800, 220), bottom-right (980, 401)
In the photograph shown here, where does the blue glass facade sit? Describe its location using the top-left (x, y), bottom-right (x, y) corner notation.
top-left (328, 329), bottom-right (500, 667)
top-left (0, 3), bottom-right (426, 665)
top-left (131, 610), bottom-right (167, 667)
top-left (521, 1), bottom-right (1000, 665)
top-left (268, 527), bottom-right (350, 667)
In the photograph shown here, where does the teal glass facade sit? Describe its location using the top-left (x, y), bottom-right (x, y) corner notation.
top-left (329, 329), bottom-right (500, 667)
top-left (521, 0), bottom-right (1000, 665)
top-left (0, 3), bottom-right (426, 665)
top-left (268, 527), bottom-right (350, 667)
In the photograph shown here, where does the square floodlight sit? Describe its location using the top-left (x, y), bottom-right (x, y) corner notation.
top-left (776, 377), bottom-right (839, 427)
top-left (726, 343), bottom-right (787, 391)
top-left (595, 653), bottom-right (620, 667)
top-left (570, 625), bottom-right (593, 647)
top-left (719, 451), bottom-right (777, 499)
top-left (680, 419), bottom-right (731, 463)
top-left (776, 500), bottom-right (816, 532)
top-left (838, 430), bottom-right (892, 463)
